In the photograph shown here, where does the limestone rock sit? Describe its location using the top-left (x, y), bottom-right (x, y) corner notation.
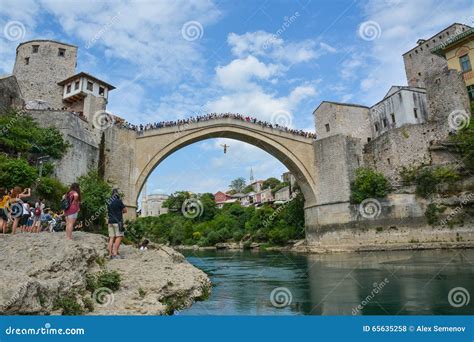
top-left (0, 232), bottom-right (210, 315)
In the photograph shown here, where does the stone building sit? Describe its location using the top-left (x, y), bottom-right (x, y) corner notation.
top-left (313, 102), bottom-right (372, 143)
top-left (141, 192), bottom-right (169, 217)
top-left (12, 39), bottom-right (114, 121)
top-left (369, 86), bottom-right (428, 138)
top-left (402, 23), bottom-right (471, 88)
top-left (432, 27), bottom-right (474, 100)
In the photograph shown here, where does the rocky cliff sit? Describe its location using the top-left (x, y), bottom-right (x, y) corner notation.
top-left (0, 232), bottom-right (210, 315)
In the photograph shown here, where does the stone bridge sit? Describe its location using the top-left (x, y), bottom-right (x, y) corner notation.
top-left (104, 117), bottom-right (319, 218)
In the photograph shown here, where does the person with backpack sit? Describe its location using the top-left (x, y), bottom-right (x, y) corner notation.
top-left (107, 188), bottom-right (127, 259)
top-left (62, 183), bottom-right (81, 240)
top-left (32, 198), bottom-right (45, 233)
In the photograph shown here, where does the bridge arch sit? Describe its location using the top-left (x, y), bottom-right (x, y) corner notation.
top-left (131, 118), bottom-right (317, 210)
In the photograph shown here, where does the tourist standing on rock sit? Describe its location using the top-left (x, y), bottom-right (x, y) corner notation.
top-left (32, 198), bottom-right (45, 233)
top-left (107, 188), bottom-right (127, 259)
top-left (10, 187), bottom-right (31, 235)
top-left (63, 183), bottom-right (81, 240)
top-left (0, 188), bottom-right (10, 234)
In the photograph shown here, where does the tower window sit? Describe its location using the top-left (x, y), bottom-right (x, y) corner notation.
top-left (86, 81), bottom-right (93, 91)
top-left (390, 113), bottom-right (396, 124)
top-left (74, 80), bottom-right (80, 90)
top-left (66, 84), bottom-right (71, 93)
top-left (24, 57), bottom-right (29, 65)
top-left (459, 54), bottom-right (472, 72)
top-left (325, 123), bottom-right (330, 132)
top-left (32, 45), bottom-right (39, 53)
top-left (382, 118), bottom-right (388, 128)
top-left (413, 108), bottom-right (418, 119)
top-left (58, 48), bottom-right (65, 57)
top-left (375, 122), bottom-right (379, 132)
top-left (367, 137), bottom-right (371, 143)
top-left (99, 86), bottom-right (105, 96)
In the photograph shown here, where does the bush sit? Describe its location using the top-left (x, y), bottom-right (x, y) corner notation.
top-left (36, 176), bottom-right (67, 211)
top-left (97, 270), bottom-right (121, 291)
top-left (350, 168), bottom-right (390, 204)
top-left (450, 118), bottom-right (474, 172)
top-left (53, 291), bottom-right (84, 316)
top-left (413, 167), bottom-right (459, 198)
top-left (425, 203), bottom-right (446, 225)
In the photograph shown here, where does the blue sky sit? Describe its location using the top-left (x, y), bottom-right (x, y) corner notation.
top-left (0, 0), bottom-right (472, 196)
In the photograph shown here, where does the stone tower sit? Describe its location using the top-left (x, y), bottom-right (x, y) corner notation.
top-left (12, 40), bottom-right (77, 109)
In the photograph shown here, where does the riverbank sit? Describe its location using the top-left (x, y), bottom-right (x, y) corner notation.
top-left (173, 223), bottom-right (474, 254)
top-left (0, 232), bottom-right (210, 315)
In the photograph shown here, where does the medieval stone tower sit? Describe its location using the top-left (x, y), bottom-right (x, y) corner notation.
top-left (12, 40), bottom-right (78, 109)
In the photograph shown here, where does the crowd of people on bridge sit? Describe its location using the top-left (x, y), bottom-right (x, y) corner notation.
top-left (114, 112), bottom-right (316, 139)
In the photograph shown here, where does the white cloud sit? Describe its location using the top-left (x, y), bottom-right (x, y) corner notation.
top-left (215, 55), bottom-right (280, 89)
top-left (227, 30), bottom-right (337, 64)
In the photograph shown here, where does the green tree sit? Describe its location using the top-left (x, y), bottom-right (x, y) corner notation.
top-left (0, 155), bottom-right (37, 189)
top-left (229, 177), bottom-right (246, 192)
top-left (263, 177), bottom-right (281, 189)
top-left (450, 119), bottom-right (474, 172)
top-left (350, 168), bottom-right (390, 204)
top-left (78, 170), bottom-right (112, 231)
top-left (243, 184), bottom-right (254, 193)
top-left (36, 176), bottom-right (68, 211)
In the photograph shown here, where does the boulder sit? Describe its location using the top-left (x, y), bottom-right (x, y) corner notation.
top-left (0, 232), bottom-right (210, 315)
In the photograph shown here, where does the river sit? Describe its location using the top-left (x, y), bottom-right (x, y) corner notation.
top-left (181, 248), bottom-right (474, 315)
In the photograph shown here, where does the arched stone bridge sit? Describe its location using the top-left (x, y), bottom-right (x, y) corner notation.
top-left (104, 117), bottom-right (318, 217)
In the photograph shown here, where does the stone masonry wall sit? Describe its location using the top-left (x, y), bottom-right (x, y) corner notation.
top-left (28, 110), bottom-right (99, 185)
top-left (0, 75), bottom-right (23, 112)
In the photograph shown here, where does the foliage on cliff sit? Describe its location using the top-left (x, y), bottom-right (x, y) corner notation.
top-left (350, 168), bottom-right (390, 203)
top-left (450, 117), bottom-right (474, 172)
top-left (0, 109), bottom-right (70, 207)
